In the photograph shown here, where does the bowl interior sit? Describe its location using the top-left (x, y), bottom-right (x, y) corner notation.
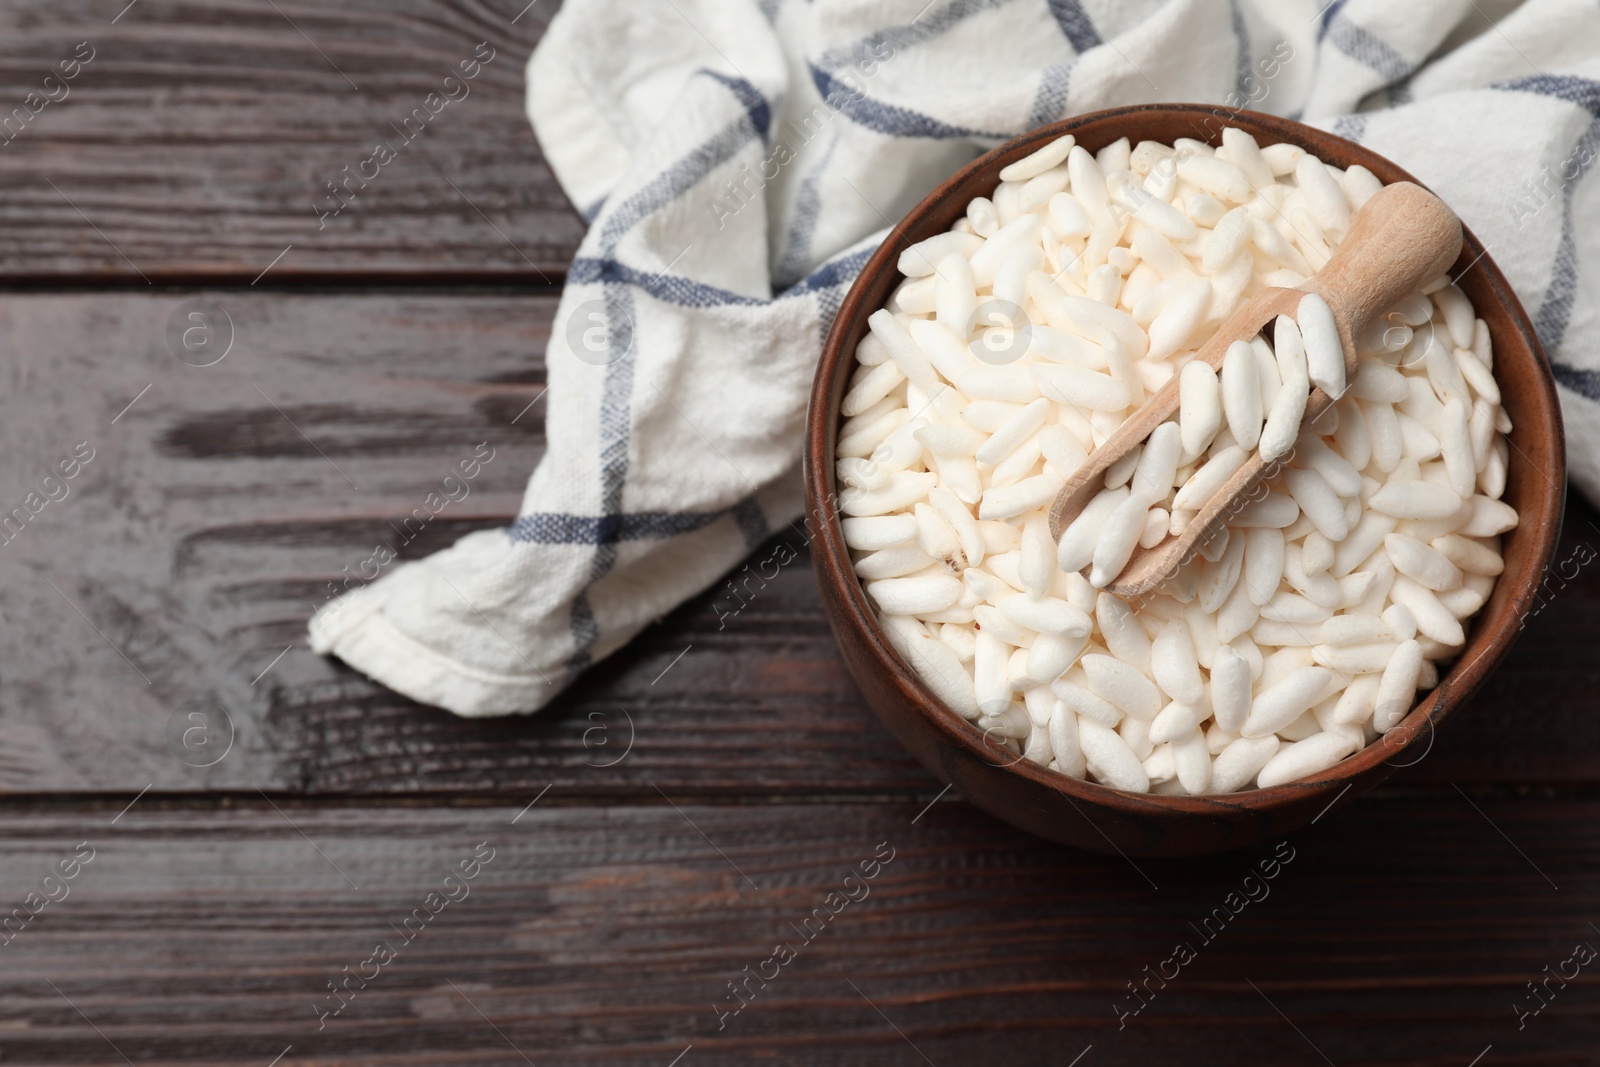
top-left (805, 104), bottom-right (1566, 827)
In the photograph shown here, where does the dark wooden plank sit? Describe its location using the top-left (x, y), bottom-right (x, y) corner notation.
top-left (0, 796), bottom-right (1597, 1065)
top-left (0, 0), bottom-right (582, 283)
top-left (2, 290), bottom-right (1596, 796)
top-left (0, 290), bottom-right (930, 797)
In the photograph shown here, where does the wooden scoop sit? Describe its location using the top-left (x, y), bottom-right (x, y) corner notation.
top-left (1046, 181), bottom-right (1463, 597)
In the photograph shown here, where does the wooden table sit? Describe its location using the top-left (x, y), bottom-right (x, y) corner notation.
top-left (2, 4), bottom-right (1597, 1064)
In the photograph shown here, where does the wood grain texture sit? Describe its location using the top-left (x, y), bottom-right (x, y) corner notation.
top-left (0, 291), bottom-right (930, 796)
top-left (0, 292), bottom-right (1595, 797)
top-left (0, 6), bottom-right (1594, 1064)
top-left (0, 0), bottom-right (581, 282)
top-left (0, 797), bottom-right (1596, 1065)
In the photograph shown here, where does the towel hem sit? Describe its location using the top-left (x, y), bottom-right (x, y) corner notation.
top-left (319, 610), bottom-right (556, 718)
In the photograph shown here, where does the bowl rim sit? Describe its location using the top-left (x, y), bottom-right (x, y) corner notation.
top-left (804, 102), bottom-right (1567, 815)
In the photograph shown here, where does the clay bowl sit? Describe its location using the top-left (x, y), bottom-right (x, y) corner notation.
top-left (804, 104), bottom-right (1566, 857)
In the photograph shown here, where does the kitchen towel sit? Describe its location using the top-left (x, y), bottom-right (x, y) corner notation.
top-left (310, 0), bottom-right (1600, 716)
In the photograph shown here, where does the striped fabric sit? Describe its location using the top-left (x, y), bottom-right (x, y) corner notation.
top-left (310, 0), bottom-right (1600, 717)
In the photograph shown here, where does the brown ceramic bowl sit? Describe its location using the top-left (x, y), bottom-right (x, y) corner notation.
top-left (804, 104), bottom-right (1566, 857)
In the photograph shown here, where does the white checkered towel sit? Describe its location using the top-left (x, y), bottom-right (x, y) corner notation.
top-left (310, 0), bottom-right (1600, 716)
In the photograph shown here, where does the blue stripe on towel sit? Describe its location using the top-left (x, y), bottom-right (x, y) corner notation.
top-left (564, 281), bottom-right (641, 673)
top-left (1496, 73), bottom-right (1600, 117)
top-left (732, 498), bottom-right (770, 548)
top-left (777, 133), bottom-right (839, 289)
top-left (509, 509), bottom-right (733, 544)
top-left (557, 64), bottom-right (850, 668)
top-left (594, 283), bottom-right (638, 531)
top-left (1028, 61), bottom-right (1077, 130)
top-left (598, 118), bottom-right (762, 249)
top-left (567, 594), bottom-right (597, 673)
top-left (1045, 0), bottom-right (1101, 53)
top-left (1493, 75), bottom-right (1600, 399)
top-left (1325, 16), bottom-right (1411, 82)
top-left (1228, 0), bottom-right (1252, 102)
top-left (1330, 112), bottom-right (1367, 143)
top-left (810, 65), bottom-right (1008, 140)
top-left (1028, 1), bottom-right (1110, 129)
top-left (815, 0), bottom-right (1022, 74)
top-left (786, 245), bottom-right (875, 296)
top-left (1315, 0), bottom-right (1349, 42)
top-left (569, 257), bottom-right (766, 308)
top-left (1553, 363), bottom-right (1600, 399)
top-left (701, 70), bottom-right (775, 142)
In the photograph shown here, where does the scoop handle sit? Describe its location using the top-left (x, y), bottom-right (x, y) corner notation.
top-left (1305, 181), bottom-right (1462, 341)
